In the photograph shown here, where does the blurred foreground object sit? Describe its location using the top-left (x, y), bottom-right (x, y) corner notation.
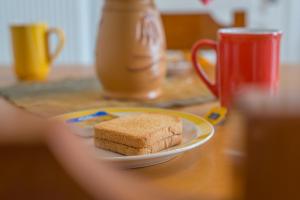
top-left (10, 23), bottom-right (65, 81)
top-left (96, 0), bottom-right (166, 100)
top-left (0, 100), bottom-right (92, 199)
top-left (237, 90), bottom-right (300, 200)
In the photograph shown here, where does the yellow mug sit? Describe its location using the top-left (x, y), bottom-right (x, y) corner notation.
top-left (10, 23), bottom-right (65, 81)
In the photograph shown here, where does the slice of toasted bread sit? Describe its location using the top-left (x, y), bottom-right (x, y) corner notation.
top-left (95, 134), bottom-right (182, 156)
top-left (94, 113), bottom-right (182, 154)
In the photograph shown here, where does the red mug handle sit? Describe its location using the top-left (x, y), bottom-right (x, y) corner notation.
top-left (191, 39), bottom-right (219, 97)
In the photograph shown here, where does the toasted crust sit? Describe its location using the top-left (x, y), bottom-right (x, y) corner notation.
top-left (95, 134), bottom-right (182, 156)
top-left (94, 113), bottom-right (182, 148)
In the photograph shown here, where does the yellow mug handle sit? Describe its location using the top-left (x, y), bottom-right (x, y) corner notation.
top-left (47, 28), bottom-right (65, 64)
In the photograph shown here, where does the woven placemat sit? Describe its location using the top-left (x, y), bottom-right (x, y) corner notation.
top-left (0, 74), bottom-right (214, 117)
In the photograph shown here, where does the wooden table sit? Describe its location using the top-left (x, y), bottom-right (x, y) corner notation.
top-left (1, 65), bottom-right (297, 200)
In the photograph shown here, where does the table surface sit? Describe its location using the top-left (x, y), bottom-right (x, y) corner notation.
top-left (1, 65), bottom-right (298, 199)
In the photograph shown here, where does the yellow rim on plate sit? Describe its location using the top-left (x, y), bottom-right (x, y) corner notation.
top-left (55, 107), bottom-right (214, 160)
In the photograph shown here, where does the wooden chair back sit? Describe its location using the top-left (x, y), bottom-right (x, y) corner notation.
top-left (161, 11), bottom-right (246, 50)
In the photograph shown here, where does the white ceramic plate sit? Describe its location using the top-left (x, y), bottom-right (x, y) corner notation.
top-left (56, 107), bottom-right (214, 168)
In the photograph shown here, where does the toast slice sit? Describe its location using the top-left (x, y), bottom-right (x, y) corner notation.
top-left (95, 134), bottom-right (182, 156)
top-left (94, 113), bottom-right (183, 155)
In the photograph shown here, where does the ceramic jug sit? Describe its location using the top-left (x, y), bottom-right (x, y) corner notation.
top-left (96, 0), bottom-right (166, 100)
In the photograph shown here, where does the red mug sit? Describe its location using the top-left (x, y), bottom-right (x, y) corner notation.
top-left (191, 28), bottom-right (282, 107)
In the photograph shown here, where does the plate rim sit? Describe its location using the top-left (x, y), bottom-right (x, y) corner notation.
top-left (55, 107), bottom-right (214, 161)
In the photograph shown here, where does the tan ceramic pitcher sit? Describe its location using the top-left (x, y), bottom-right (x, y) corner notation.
top-left (96, 0), bottom-right (166, 100)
